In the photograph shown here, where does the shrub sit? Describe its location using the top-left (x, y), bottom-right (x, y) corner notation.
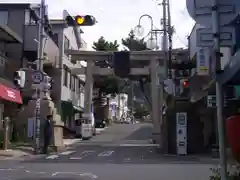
top-left (209, 166), bottom-right (240, 180)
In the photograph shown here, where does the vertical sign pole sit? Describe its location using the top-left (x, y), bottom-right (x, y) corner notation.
top-left (212, 1), bottom-right (227, 179)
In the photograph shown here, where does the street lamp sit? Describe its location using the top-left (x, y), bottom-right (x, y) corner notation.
top-left (134, 24), bottom-right (145, 37)
top-left (134, 14), bottom-right (158, 50)
top-left (134, 14), bottom-right (154, 37)
top-left (146, 35), bottom-right (158, 50)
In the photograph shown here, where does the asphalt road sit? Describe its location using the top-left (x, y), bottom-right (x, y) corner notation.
top-left (0, 123), bottom-right (217, 180)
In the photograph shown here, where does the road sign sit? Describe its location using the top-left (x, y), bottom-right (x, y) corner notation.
top-left (196, 27), bottom-right (233, 47)
top-left (197, 47), bottom-right (210, 76)
top-left (207, 95), bottom-right (228, 107)
top-left (186, 0), bottom-right (239, 27)
top-left (32, 70), bottom-right (43, 84)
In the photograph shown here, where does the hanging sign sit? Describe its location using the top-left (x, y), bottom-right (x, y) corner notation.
top-left (197, 47), bottom-right (210, 76)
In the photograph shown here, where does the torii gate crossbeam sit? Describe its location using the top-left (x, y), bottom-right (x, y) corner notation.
top-left (67, 50), bottom-right (167, 146)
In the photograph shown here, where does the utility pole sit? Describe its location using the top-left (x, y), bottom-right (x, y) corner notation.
top-left (166, 0), bottom-right (172, 79)
top-left (131, 82), bottom-right (135, 123)
top-left (212, 0), bottom-right (227, 179)
top-left (35, 0), bottom-right (45, 154)
top-left (160, 0), bottom-right (168, 151)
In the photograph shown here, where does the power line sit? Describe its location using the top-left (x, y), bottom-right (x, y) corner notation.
top-left (174, 34), bottom-right (188, 47)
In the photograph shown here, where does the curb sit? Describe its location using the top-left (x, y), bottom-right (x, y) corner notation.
top-left (0, 149), bottom-right (30, 158)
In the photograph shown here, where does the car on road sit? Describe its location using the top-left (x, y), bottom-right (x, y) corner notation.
top-left (95, 119), bottom-right (106, 128)
top-left (124, 118), bottom-right (131, 124)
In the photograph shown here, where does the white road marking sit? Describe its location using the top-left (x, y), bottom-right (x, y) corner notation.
top-left (0, 168), bottom-right (21, 171)
top-left (25, 170), bottom-right (46, 174)
top-left (98, 150), bottom-right (114, 157)
top-left (52, 172), bottom-right (98, 179)
top-left (69, 150), bottom-right (94, 160)
top-left (69, 157), bottom-right (83, 160)
top-left (123, 157), bottom-right (131, 162)
top-left (46, 154), bottom-right (59, 159)
top-left (60, 150), bottom-right (76, 155)
top-left (119, 144), bottom-right (159, 147)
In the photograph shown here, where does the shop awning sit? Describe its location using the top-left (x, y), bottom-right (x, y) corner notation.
top-left (0, 84), bottom-right (22, 104)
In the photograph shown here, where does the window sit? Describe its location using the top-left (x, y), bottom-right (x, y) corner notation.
top-left (24, 10), bottom-right (37, 25)
top-left (76, 78), bottom-right (79, 93)
top-left (69, 73), bottom-right (71, 88)
top-left (72, 76), bottom-right (76, 91)
top-left (0, 11), bottom-right (8, 25)
top-left (64, 36), bottom-right (70, 52)
top-left (63, 67), bottom-right (68, 86)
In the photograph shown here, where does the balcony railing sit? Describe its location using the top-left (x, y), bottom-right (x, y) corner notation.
top-left (24, 25), bottom-right (59, 68)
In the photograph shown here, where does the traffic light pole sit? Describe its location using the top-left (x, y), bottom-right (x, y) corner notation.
top-left (212, 1), bottom-right (227, 180)
top-left (131, 82), bottom-right (135, 123)
top-left (35, 0), bottom-right (45, 154)
top-left (83, 59), bottom-right (94, 138)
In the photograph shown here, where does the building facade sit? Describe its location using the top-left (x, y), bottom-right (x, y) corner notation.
top-left (0, 4), bottom-right (87, 146)
top-left (109, 93), bottom-right (128, 121)
top-left (0, 11), bottom-right (24, 125)
top-left (50, 17), bottom-right (86, 130)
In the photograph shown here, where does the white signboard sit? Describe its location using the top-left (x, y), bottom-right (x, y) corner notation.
top-left (32, 70), bottom-right (43, 84)
top-left (196, 27), bottom-right (233, 47)
top-left (197, 47), bottom-right (210, 76)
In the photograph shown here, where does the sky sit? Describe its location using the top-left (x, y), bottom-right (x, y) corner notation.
top-left (1, 0), bottom-right (195, 50)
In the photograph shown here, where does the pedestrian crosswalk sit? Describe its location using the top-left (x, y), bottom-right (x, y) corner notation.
top-left (46, 150), bottom-right (76, 160)
top-left (45, 149), bottom-right (116, 160)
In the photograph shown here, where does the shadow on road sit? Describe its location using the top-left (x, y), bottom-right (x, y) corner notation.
top-left (123, 126), bottom-right (153, 140)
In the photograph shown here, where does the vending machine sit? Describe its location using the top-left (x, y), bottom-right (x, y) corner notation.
top-left (176, 112), bottom-right (187, 155)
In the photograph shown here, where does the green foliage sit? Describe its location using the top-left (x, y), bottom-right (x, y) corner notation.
top-left (209, 166), bottom-right (240, 180)
top-left (92, 36), bottom-right (121, 95)
top-left (134, 105), bottom-right (150, 118)
top-left (92, 30), bottom-right (148, 95)
top-left (94, 75), bottom-right (121, 96)
top-left (121, 30), bottom-right (147, 51)
top-left (92, 36), bottom-right (119, 51)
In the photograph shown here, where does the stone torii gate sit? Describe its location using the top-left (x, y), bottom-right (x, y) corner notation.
top-left (67, 50), bottom-right (167, 145)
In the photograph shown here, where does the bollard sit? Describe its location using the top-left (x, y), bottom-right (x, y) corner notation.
top-left (3, 117), bottom-right (10, 150)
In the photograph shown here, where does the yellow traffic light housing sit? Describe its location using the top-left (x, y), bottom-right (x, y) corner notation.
top-left (65, 15), bottom-right (96, 26)
top-left (75, 15), bottom-right (96, 26)
top-left (75, 15), bottom-right (85, 25)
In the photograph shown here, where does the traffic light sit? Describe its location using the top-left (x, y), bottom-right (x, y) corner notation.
top-left (42, 75), bottom-right (53, 90)
top-left (182, 80), bottom-right (189, 88)
top-left (41, 74), bottom-right (53, 100)
top-left (13, 70), bottom-right (25, 88)
top-left (113, 51), bottom-right (130, 78)
top-left (65, 15), bottom-right (96, 26)
top-left (179, 79), bottom-right (189, 95)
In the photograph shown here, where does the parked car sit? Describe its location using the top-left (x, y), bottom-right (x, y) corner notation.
top-left (95, 119), bottom-right (106, 128)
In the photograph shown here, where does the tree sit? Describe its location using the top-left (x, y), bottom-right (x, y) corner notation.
top-left (121, 30), bottom-right (147, 51)
top-left (92, 36), bottom-right (121, 96)
top-left (92, 36), bottom-right (119, 51)
top-left (92, 36), bottom-right (123, 121)
top-left (121, 30), bottom-right (151, 108)
top-left (134, 104), bottom-right (150, 119)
